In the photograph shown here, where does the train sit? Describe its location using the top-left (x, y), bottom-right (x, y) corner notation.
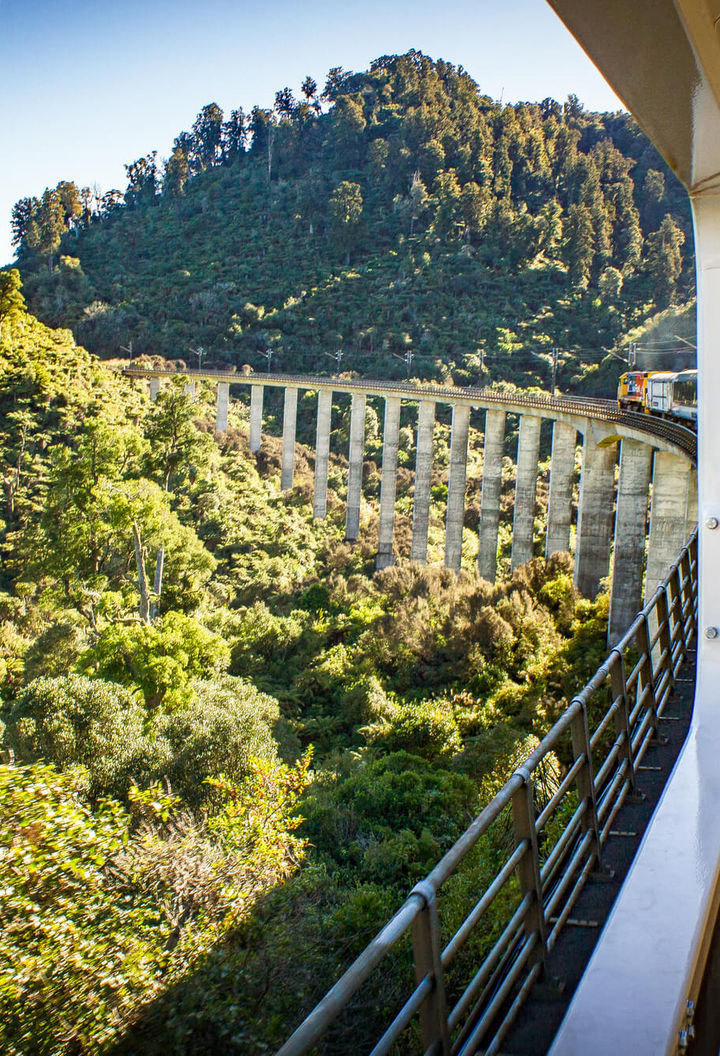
top-left (617, 369), bottom-right (697, 425)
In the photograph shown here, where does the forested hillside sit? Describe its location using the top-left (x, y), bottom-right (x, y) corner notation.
top-left (11, 51), bottom-right (694, 393)
top-left (0, 272), bottom-right (614, 1052)
top-left (1, 48), bottom-right (698, 1054)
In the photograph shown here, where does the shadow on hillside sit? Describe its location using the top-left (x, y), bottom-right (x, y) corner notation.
top-left (105, 876), bottom-right (412, 1056)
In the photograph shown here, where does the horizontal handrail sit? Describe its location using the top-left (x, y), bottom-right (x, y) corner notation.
top-left (276, 528), bottom-right (698, 1056)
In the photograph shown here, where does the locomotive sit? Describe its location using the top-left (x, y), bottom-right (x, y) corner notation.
top-left (617, 369), bottom-right (697, 425)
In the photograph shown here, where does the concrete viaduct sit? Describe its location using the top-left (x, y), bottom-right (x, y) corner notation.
top-left (126, 366), bottom-right (697, 645)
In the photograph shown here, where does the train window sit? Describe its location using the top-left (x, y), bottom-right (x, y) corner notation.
top-left (673, 380), bottom-right (697, 407)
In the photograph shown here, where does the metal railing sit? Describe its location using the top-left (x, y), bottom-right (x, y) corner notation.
top-left (277, 530), bottom-right (698, 1056)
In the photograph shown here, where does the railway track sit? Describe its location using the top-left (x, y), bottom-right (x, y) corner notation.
top-left (122, 366), bottom-right (698, 461)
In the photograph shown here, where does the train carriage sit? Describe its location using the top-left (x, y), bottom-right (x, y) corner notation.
top-left (617, 370), bottom-right (651, 410)
top-left (617, 368), bottom-right (697, 425)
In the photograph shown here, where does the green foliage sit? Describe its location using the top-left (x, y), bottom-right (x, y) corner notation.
top-left (364, 697), bottom-right (462, 760)
top-left (12, 53), bottom-right (693, 386)
top-left (0, 763), bottom-right (162, 1056)
top-left (77, 611), bottom-right (230, 709)
top-left (4, 672), bottom-right (284, 807)
top-left (0, 758), bottom-right (310, 1056)
top-left (0, 55), bottom-right (647, 1052)
top-left (0, 269), bottom-right (25, 321)
top-left (303, 750), bottom-right (479, 886)
top-left (6, 675), bottom-right (151, 798)
top-left (154, 677), bottom-right (283, 804)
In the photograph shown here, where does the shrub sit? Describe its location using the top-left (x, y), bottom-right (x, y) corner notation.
top-left (154, 677), bottom-right (282, 805)
top-left (77, 611), bottom-right (231, 709)
top-left (364, 697), bottom-right (462, 760)
top-left (6, 675), bottom-right (156, 798)
top-left (0, 763), bottom-right (164, 1055)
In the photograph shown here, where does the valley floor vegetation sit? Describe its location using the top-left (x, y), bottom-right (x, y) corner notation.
top-left (0, 274), bottom-right (614, 1053)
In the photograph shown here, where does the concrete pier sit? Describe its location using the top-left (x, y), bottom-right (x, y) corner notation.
top-left (345, 392), bottom-right (366, 541)
top-left (249, 384), bottom-right (263, 452)
top-left (575, 436), bottom-right (618, 598)
top-left (477, 409), bottom-right (506, 582)
top-left (377, 396), bottom-right (402, 569)
top-left (149, 376), bottom-right (160, 402)
top-left (512, 414), bottom-right (542, 569)
top-left (546, 421), bottom-right (577, 558)
top-left (645, 452), bottom-right (695, 601)
top-left (313, 390), bottom-right (332, 520)
top-left (411, 400), bottom-right (435, 563)
top-left (608, 439), bottom-right (653, 644)
top-left (281, 386), bottom-right (299, 490)
top-left (445, 403), bottom-right (471, 572)
top-left (216, 382), bottom-right (229, 431)
top-left (184, 380), bottom-right (196, 397)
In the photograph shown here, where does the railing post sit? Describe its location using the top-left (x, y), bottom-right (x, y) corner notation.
top-left (411, 880), bottom-right (451, 1056)
top-left (668, 561), bottom-right (685, 662)
top-left (680, 545), bottom-right (696, 643)
top-left (609, 650), bottom-right (636, 792)
top-left (636, 615), bottom-right (660, 740)
top-left (570, 702), bottom-right (602, 867)
top-left (511, 768), bottom-right (547, 968)
top-left (655, 587), bottom-right (673, 695)
top-left (690, 533), bottom-right (699, 631)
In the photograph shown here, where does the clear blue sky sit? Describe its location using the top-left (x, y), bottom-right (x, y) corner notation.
top-left (1, 0), bottom-right (624, 266)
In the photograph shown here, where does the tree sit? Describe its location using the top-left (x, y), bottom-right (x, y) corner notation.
top-left (274, 87), bottom-right (296, 122)
top-left (535, 200), bottom-right (563, 256)
top-left (192, 103), bottom-right (224, 168)
top-left (641, 168), bottom-right (667, 231)
top-left (459, 180), bottom-right (490, 242)
top-left (323, 66), bottom-right (351, 101)
top-left (598, 265), bottom-right (624, 301)
top-left (7, 675), bottom-right (150, 797)
top-left (10, 197), bottom-right (37, 250)
top-left (17, 408), bottom-right (214, 626)
top-left (77, 611), bottom-right (230, 709)
top-left (0, 269), bottom-right (25, 322)
top-left (610, 180), bottom-right (643, 274)
top-left (563, 203), bottom-right (595, 289)
top-left (143, 380), bottom-right (215, 492)
top-left (301, 75), bottom-right (321, 114)
top-left (29, 189), bottom-right (66, 264)
top-left (329, 181), bottom-right (363, 264)
top-left (332, 95), bottom-right (366, 165)
top-left (124, 153), bottom-right (158, 207)
top-left (55, 180), bottom-right (82, 229)
top-left (430, 169), bottom-right (463, 240)
top-left (164, 144), bottom-right (190, 197)
top-left (301, 75), bottom-right (318, 101)
top-left (249, 106), bottom-right (276, 181)
top-left (645, 214), bottom-right (686, 303)
top-left (223, 108), bottom-right (247, 163)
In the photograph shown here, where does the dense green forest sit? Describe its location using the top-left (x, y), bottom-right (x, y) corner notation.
top-left (11, 51), bottom-right (694, 391)
top-left (0, 269), bottom-right (613, 1052)
top-left (1, 50), bottom-right (696, 1054)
